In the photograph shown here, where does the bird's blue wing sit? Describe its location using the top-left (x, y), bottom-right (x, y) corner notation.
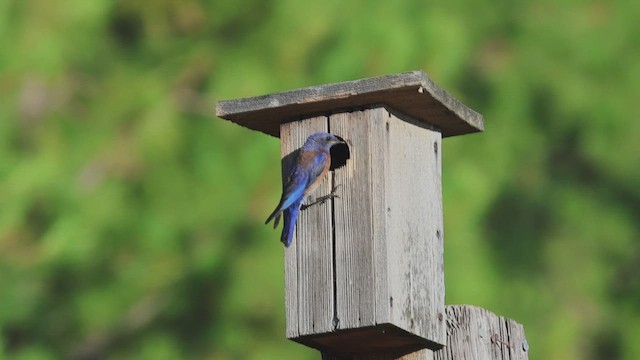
top-left (280, 169), bottom-right (307, 210)
top-left (265, 168), bottom-right (307, 225)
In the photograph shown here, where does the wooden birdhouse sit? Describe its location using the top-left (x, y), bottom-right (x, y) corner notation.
top-left (217, 71), bottom-right (499, 358)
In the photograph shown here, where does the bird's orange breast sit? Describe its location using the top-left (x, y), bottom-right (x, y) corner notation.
top-left (304, 151), bottom-right (331, 197)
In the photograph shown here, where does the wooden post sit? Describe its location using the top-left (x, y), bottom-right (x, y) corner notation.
top-left (216, 71), bottom-right (528, 359)
top-left (434, 305), bottom-right (529, 360)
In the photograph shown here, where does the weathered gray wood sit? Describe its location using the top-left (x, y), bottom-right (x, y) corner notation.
top-left (383, 109), bottom-right (445, 346)
top-left (287, 107), bottom-right (445, 357)
top-left (321, 304), bottom-right (529, 360)
top-left (355, 350), bottom-right (435, 360)
top-left (434, 305), bottom-right (529, 360)
top-left (331, 110), bottom-right (379, 330)
top-left (219, 73), bottom-right (527, 360)
top-left (216, 71), bottom-right (483, 138)
top-left (282, 117), bottom-right (335, 338)
top-left (323, 348), bottom-right (434, 360)
top-left (330, 107), bottom-right (445, 344)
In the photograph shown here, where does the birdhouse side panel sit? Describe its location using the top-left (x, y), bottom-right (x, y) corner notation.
top-left (384, 110), bottom-right (446, 347)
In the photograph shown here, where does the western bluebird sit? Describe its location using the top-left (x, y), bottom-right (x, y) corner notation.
top-left (265, 132), bottom-right (345, 247)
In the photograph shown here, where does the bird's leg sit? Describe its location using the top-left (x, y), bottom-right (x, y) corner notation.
top-left (301, 184), bottom-right (342, 211)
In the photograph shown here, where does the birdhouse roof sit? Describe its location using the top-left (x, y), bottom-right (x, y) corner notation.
top-left (215, 70), bottom-right (484, 138)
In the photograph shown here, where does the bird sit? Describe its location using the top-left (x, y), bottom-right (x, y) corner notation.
top-left (265, 132), bottom-right (345, 247)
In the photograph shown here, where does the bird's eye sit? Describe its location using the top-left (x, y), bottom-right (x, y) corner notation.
top-left (325, 136), bottom-right (331, 141)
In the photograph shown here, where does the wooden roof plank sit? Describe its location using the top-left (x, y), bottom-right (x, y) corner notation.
top-left (215, 70), bottom-right (484, 138)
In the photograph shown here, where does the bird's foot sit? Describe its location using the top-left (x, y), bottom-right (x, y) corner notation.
top-left (301, 184), bottom-right (342, 211)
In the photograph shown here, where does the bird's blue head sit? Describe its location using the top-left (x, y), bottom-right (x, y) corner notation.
top-left (304, 132), bottom-right (345, 150)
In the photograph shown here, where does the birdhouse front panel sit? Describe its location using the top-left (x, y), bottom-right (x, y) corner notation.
top-left (282, 107), bottom-right (445, 356)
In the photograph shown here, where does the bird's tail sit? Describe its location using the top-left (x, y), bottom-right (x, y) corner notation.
top-left (265, 202), bottom-right (283, 229)
top-left (281, 199), bottom-right (302, 247)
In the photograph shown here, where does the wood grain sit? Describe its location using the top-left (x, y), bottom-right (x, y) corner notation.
top-left (434, 305), bottom-right (529, 360)
top-left (320, 304), bottom-right (529, 360)
top-left (383, 108), bottom-right (445, 347)
top-left (216, 71), bottom-right (483, 138)
top-left (281, 108), bottom-right (530, 360)
top-left (288, 107), bottom-right (444, 358)
top-left (331, 110), bottom-right (378, 331)
top-left (282, 117), bottom-right (335, 338)
top-left (329, 107), bottom-right (446, 341)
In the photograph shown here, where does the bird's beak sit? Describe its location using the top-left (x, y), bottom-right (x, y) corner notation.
top-left (334, 135), bottom-right (347, 144)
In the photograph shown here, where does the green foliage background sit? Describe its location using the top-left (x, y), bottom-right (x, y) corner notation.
top-left (1, 0), bottom-right (639, 359)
